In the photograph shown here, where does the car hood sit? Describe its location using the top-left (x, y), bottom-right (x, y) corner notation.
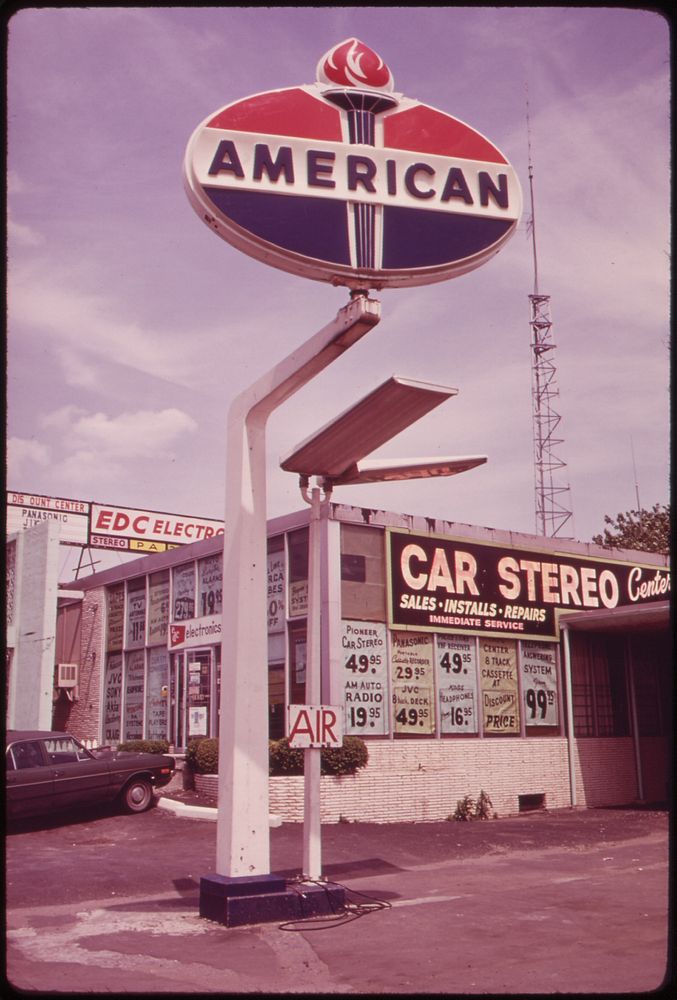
top-left (93, 749), bottom-right (175, 768)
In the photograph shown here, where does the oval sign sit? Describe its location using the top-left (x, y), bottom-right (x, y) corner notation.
top-left (184, 39), bottom-right (522, 290)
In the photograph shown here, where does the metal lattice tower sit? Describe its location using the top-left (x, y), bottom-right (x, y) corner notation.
top-left (527, 97), bottom-right (573, 537)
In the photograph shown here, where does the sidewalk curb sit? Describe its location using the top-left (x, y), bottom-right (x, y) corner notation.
top-left (157, 796), bottom-right (282, 826)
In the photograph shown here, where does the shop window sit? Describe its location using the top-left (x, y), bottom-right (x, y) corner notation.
top-left (146, 647), bottom-right (169, 741)
top-left (125, 577), bottom-right (146, 649)
top-left (288, 528), bottom-right (308, 618)
top-left (106, 584), bottom-right (125, 653)
top-left (148, 572), bottom-right (169, 646)
top-left (571, 633), bottom-right (629, 737)
top-left (268, 662), bottom-right (285, 740)
top-left (103, 653), bottom-right (123, 744)
top-left (267, 536), bottom-right (286, 633)
top-left (630, 633), bottom-right (670, 737)
top-left (198, 554), bottom-right (222, 617)
top-left (341, 524), bottom-right (386, 622)
top-left (173, 563), bottom-right (195, 621)
top-left (288, 623), bottom-right (306, 706)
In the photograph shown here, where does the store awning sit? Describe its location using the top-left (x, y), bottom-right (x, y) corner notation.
top-left (559, 600), bottom-right (670, 633)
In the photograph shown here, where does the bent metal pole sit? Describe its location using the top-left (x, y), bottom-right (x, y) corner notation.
top-left (216, 294), bottom-right (381, 878)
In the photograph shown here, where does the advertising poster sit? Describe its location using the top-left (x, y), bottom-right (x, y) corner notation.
top-left (146, 647), bottom-right (168, 741)
top-left (125, 586), bottom-right (146, 649)
top-left (436, 633), bottom-right (478, 734)
top-left (267, 551), bottom-right (285, 632)
top-left (391, 631), bottom-right (435, 735)
top-left (147, 574), bottom-right (170, 646)
top-left (172, 564), bottom-right (195, 621)
top-left (341, 620), bottom-right (389, 735)
top-left (479, 638), bottom-right (520, 734)
top-left (106, 585), bottom-right (124, 652)
top-left (520, 640), bottom-right (558, 727)
top-left (123, 650), bottom-right (145, 740)
top-left (289, 580), bottom-right (308, 618)
top-left (387, 528), bottom-right (670, 640)
top-left (198, 554), bottom-right (223, 617)
top-left (103, 653), bottom-right (123, 743)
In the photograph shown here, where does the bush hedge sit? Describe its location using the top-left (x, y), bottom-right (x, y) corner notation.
top-left (185, 735), bottom-right (368, 776)
top-left (116, 739), bottom-right (170, 755)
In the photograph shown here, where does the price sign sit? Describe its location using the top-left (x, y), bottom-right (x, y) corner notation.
top-left (391, 632), bottom-right (434, 734)
top-left (123, 650), bottom-right (145, 740)
top-left (520, 640), bottom-right (558, 726)
top-left (199, 554), bottom-right (223, 617)
top-left (479, 637), bottom-right (520, 734)
top-left (103, 653), bottom-right (122, 743)
top-left (125, 587), bottom-right (147, 649)
top-left (436, 634), bottom-right (478, 733)
top-left (267, 551), bottom-right (286, 632)
top-left (341, 620), bottom-right (388, 735)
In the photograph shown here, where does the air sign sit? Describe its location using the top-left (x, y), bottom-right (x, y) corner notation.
top-left (184, 38), bottom-right (522, 290)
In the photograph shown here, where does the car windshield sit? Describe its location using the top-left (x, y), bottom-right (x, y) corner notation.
top-left (7, 741), bottom-right (44, 770)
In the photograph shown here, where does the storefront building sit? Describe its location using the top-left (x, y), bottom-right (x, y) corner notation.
top-left (55, 503), bottom-right (670, 821)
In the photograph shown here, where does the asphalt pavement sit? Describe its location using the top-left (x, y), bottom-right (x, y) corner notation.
top-left (5, 795), bottom-right (670, 995)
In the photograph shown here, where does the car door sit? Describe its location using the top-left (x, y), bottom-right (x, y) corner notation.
top-left (44, 736), bottom-right (113, 808)
top-left (6, 740), bottom-right (55, 817)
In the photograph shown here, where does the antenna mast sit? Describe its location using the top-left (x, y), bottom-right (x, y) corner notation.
top-left (526, 92), bottom-right (574, 537)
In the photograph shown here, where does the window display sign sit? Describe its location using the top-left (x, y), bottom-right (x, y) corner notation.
top-left (387, 528), bottom-right (670, 640)
top-left (172, 564), bottom-right (195, 621)
top-left (199, 554), bottom-right (223, 617)
top-left (123, 650), bottom-right (145, 740)
top-left (103, 653), bottom-right (123, 743)
top-left (148, 573), bottom-right (170, 646)
top-left (391, 631), bottom-right (434, 735)
top-left (479, 638), bottom-right (520, 734)
top-left (125, 584), bottom-right (146, 649)
top-left (436, 634), bottom-right (478, 733)
top-left (169, 614), bottom-right (222, 650)
top-left (267, 551), bottom-right (285, 632)
top-left (289, 580), bottom-right (308, 618)
top-left (106, 585), bottom-right (124, 652)
top-left (341, 620), bottom-right (389, 735)
top-left (520, 640), bottom-right (558, 727)
top-left (146, 647), bottom-right (168, 741)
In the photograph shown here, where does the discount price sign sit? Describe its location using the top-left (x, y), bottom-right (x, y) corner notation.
top-left (520, 640), bottom-right (558, 726)
top-left (341, 621), bottom-right (388, 735)
top-left (436, 634), bottom-right (478, 734)
top-left (391, 632), bottom-right (435, 735)
top-left (479, 637), bottom-right (520, 734)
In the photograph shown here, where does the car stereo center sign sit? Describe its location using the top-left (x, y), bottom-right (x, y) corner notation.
top-left (184, 38), bottom-right (522, 290)
top-left (387, 528), bottom-right (670, 641)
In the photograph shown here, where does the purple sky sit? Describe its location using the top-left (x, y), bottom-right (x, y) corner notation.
top-left (6, 7), bottom-right (670, 578)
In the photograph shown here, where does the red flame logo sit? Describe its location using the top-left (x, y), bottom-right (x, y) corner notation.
top-left (317, 38), bottom-right (394, 92)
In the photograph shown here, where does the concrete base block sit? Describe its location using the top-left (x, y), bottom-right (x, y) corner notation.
top-left (199, 872), bottom-right (346, 927)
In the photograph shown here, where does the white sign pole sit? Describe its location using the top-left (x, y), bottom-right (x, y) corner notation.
top-left (216, 295), bottom-right (380, 878)
top-left (303, 484), bottom-right (323, 879)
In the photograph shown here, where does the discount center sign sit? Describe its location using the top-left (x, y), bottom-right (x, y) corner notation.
top-left (184, 37), bottom-right (522, 290)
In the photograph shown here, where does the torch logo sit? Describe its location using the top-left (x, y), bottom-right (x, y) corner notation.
top-left (317, 38), bottom-right (394, 92)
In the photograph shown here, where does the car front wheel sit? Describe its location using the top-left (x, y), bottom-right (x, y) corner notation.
top-left (122, 777), bottom-right (154, 813)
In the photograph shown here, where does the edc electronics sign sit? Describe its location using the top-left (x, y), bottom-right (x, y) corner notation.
top-left (184, 38), bottom-right (522, 290)
top-left (386, 528), bottom-right (670, 641)
top-left (6, 491), bottom-right (223, 553)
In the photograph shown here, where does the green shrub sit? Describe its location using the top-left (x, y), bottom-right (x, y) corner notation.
top-left (268, 735), bottom-right (368, 777)
top-left (187, 738), bottom-right (219, 774)
top-left (117, 739), bottom-right (170, 755)
top-left (183, 734), bottom-right (369, 777)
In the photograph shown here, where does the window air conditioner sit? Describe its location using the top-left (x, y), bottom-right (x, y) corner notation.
top-left (57, 663), bottom-right (79, 688)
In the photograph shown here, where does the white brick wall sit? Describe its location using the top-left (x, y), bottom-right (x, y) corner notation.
top-left (193, 735), bottom-right (645, 823)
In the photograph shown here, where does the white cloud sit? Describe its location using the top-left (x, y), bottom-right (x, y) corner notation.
top-left (7, 437), bottom-right (51, 478)
top-left (66, 407), bottom-right (198, 459)
top-left (7, 215), bottom-right (44, 247)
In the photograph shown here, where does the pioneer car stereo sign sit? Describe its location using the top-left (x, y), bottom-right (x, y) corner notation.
top-left (184, 38), bottom-right (522, 289)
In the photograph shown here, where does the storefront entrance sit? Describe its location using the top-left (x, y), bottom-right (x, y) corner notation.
top-left (169, 648), bottom-right (218, 749)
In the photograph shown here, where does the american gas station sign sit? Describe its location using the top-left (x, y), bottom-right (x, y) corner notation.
top-left (184, 38), bottom-right (522, 290)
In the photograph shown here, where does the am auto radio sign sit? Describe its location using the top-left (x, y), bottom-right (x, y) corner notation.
top-left (184, 38), bottom-right (522, 289)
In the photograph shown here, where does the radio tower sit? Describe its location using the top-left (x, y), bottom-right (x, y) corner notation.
top-left (526, 96), bottom-right (573, 537)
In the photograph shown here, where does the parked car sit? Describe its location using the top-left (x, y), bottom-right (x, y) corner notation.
top-left (6, 731), bottom-right (175, 820)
